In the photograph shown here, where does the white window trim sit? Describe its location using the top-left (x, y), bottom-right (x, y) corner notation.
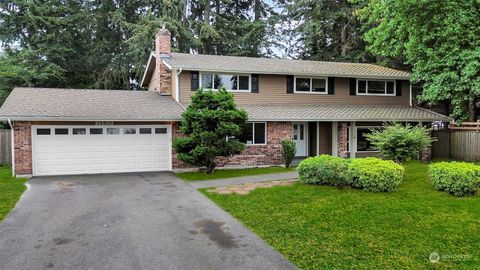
top-left (293, 76), bottom-right (328, 94)
top-left (356, 79), bottom-right (396, 96)
top-left (246, 122), bottom-right (267, 146)
top-left (355, 126), bottom-right (383, 152)
top-left (199, 72), bottom-right (252, 93)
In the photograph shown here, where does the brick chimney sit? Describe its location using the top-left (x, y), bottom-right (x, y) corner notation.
top-left (155, 27), bottom-right (172, 95)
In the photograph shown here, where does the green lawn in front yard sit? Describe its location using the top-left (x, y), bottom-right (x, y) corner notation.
top-left (0, 167), bottom-right (27, 221)
top-left (203, 161), bottom-right (480, 270)
top-left (176, 166), bottom-right (295, 181)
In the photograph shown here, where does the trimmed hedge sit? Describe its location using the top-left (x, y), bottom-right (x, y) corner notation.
top-left (297, 155), bottom-right (349, 186)
top-left (348, 157), bottom-right (404, 192)
top-left (429, 162), bottom-right (480, 197)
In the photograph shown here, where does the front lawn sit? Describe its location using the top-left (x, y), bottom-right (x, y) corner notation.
top-left (0, 167), bottom-right (27, 221)
top-left (203, 161), bottom-right (480, 270)
top-left (176, 166), bottom-right (295, 181)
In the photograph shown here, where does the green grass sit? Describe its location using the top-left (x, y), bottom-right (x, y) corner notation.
top-left (176, 166), bottom-right (295, 181)
top-left (0, 167), bottom-right (27, 221)
top-left (203, 161), bottom-right (480, 270)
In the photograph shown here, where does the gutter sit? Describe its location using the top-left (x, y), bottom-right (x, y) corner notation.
top-left (7, 119), bottom-right (14, 177)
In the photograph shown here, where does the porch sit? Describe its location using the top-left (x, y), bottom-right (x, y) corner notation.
top-left (290, 121), bottom-right (383, 160)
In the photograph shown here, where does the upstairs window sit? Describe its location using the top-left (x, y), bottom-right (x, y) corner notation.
top-left (294, 77), bottom-right (327, 94)
top-left (357, 79), bottom-right (395, 96)
top-left (200, 73), bottom-right (250, 92)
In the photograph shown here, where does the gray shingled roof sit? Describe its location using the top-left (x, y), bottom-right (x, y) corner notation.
top-left (0, 87), bottom-right (184, 121)
top-left (240, 104), bottom-right (452, 122)
top-left (164, 53), bottom-right (410, 79)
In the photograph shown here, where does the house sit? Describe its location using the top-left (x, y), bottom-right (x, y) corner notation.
top-left (0, 28), bottom-right (451, 177)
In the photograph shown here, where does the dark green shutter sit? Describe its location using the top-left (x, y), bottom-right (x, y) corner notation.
top-left (191, 71), bottom-right (199, 91)
top-left (286, 75), bottom-right (294, 94)
top-left (396, 80), bottom-right (403, 96)
top-left (349, 78), bottom-right (356, 95)
top-left (328, 77), bottom-right (335, 95)
top-left (251, 74), bottom-right (259, 93)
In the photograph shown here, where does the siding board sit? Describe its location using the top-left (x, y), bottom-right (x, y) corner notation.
top-left (179, 72), bottom-right (410, 106)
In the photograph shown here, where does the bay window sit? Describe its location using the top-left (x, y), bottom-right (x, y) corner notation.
top-left (200, 73), bottom-right (250, 92)
top-left (356, 127), bottom-right (382, 152)
top-left (357, 79), bottom-right (395, 95)
top-left (294, 77), bottom-right (327, 93)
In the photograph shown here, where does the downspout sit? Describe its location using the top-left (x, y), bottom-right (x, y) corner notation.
top-left (409, 82), bottom-right (413, 107)
top-left (7, 119), bottom-right (14, 177)
top-left (176, 68), bottom-right (183, 103)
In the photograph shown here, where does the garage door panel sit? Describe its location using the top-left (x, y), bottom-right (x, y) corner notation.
top-left (33, 125), bottom-right (171, 176)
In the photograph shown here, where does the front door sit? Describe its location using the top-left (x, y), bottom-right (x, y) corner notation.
top-left (292, 122), bottom-right (307, 156)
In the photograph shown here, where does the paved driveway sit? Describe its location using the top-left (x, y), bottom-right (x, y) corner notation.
top-left (0, 172), bottom-right (296, 270)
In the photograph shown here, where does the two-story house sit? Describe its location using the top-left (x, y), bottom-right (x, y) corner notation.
top-left (0, 28), bottom-right (451, 177)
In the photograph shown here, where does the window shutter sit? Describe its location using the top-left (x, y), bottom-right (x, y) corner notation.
top-left (191, 71), bottom-right (199, 91)
top-left (349, 78), bottom-right (356, 95)
top-left (396, 80), bottom-right (403, 96)
top-left (328, 77), bottom-right (335, 95)
top-left (251, 74), bottom-right (259, 93)
top-left (286, 75), bottom-right (294, 94)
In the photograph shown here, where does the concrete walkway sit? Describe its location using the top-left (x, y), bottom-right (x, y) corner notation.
top-left (190, 171), bottom-right (299, 189)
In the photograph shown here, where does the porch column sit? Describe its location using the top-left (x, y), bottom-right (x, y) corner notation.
top-left (331, 122), bottom-right (338, 156)
top-left (337, 122), bottom-right (348, 158)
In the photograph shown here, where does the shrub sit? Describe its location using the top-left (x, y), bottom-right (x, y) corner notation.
top-left (348, 157), bottom-right (404, 192)
top-left (297, 155), bottom-right (349, 186)
top-left (429, 162), bottom-right (480, 197)
top-left (281, 139), bottom-right (296, 168)
top-left (366, 123), bottom-right (434, 163)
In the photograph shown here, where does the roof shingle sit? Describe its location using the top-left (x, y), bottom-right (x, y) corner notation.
top-left (0, 87), bottom-right (184, 121)
top-left (240, 104), bottom-right (451, 122)
top-left (165, 53), bottom-right (410, 79)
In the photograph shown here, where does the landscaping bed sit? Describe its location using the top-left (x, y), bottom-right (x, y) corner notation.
top-left (0, 166), bottom-right (27, 221)
top-left (203, 161), bottom-right (480, 270)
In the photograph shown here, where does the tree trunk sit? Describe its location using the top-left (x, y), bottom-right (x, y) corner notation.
top-left (203, 0), bottom-right (211, 53)
top-left (206, 162), bottom-right (216, 174)
top-left (469, 95), bottom-right (478, 121)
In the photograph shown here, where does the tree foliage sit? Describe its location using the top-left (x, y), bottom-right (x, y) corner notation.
top-left (366, 123), bottom-right (434, 163)
top-left (358, 0), bottom-right (480, 121)
top-left (173, 89), bottom-right (248, 173)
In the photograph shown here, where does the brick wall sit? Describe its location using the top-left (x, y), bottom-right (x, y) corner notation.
top-left (172, 121), bottom-right (292, 169)
top-left (13, 121), bottom-right (32, 175)
top-left (337, 122), bottom-right (348, 158)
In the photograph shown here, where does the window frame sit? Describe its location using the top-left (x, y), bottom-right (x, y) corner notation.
top-left (293, 76), bottom-right (328, 94)
top-left (199, 72), bottom-right (252, 92)
top-left (356, 79), bottom-right (396, 96)
top-left (241, 122), bottom-right (267, 146)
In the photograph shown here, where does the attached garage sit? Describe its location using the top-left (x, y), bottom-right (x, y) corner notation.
top-left (0, 88), bottom-right (185, 176)
top-left (32, 125), bottom-right (171, 176)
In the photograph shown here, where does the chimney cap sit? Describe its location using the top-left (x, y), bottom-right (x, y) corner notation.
top-left (156, 27), bottom-right (171, 37)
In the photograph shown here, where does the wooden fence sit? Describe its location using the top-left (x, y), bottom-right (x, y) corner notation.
top-left (0, 129), bottom-right (11, 165)
top-left (432, 129), bottom-right (480, 161)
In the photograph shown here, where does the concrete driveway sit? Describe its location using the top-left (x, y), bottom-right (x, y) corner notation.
top-left (0, 172), bottom-right (296, 270)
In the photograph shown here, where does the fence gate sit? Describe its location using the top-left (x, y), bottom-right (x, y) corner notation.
top-left (0, 129), bottom-right (12, 165)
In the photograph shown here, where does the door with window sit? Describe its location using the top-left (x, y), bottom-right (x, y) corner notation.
top-left (292, 122), bottom-right (307, 156)
top-left (31, 125), bottom-right (171, 176)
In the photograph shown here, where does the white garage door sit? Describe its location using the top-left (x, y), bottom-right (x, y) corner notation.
top-left (32, 125), bottom-right (171, 176)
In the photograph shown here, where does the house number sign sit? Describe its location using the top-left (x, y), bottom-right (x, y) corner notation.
top-left (95, 121), bottom-right (114, 125)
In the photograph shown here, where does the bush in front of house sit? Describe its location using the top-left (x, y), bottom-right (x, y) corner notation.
top-left (281, 139), bottom-right (296, 168)
top-left (297, 155), bottom-right (349, 186)
top-left (348, 157), bottom-right (404, 192)
top-left (429, 162), bottom-right (480, 197)
top-left (365, 123), bottom-right (434, 163)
